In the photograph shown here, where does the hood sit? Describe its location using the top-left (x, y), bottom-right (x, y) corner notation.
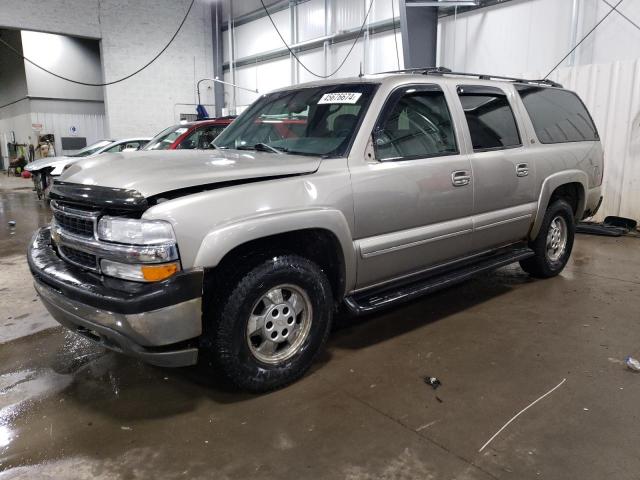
top-left (59, 149), bottom-right (323, 198)
top-left (26, 155), bottom-right (74, 173)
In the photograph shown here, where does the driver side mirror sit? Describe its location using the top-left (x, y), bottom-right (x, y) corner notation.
top-left (370, 127), bottom-right (395, 162)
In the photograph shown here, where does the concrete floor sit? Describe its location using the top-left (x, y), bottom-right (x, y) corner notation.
top-left (1, 175), bottom-right (640, 479)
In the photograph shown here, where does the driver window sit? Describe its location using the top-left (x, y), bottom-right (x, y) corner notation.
top-left (375, 89), bottom-right (458, 161)
top-left (197, 126), bottom-right (221, 149)
top-left (177, 128), bottom-right (201, 149)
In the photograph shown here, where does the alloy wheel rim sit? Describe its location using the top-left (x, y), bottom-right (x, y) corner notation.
top-left (546, 215), bottom-right (568, 262)
top-left (246, 284), bottom-right (312, 365)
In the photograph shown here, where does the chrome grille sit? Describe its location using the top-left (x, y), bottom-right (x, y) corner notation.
top-left (53, 210), bottom-right (94, 238)
top-left (59, 246), bottom-right (98, 270)
top-left (51, 201), bottom-right (99, 239)
top-left (50, 200), bottom-right (101, 272)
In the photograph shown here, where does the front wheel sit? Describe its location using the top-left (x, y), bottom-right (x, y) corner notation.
top-left (204, 255), bottom-right (333, 392)
top-left (520, 199), bottom-right (575, 278)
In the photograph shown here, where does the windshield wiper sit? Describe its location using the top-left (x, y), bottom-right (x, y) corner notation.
top-left (235, 143), bottom-right (285, 154)
top-left (254, 143), bottom-right (285, 154)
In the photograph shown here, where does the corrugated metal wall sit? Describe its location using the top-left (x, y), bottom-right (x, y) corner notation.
top-left (545, 61), bottom-right (640, 222)
top-left (30, 111), bottom-right (106, 155)
top-left (440, 0), bottom-right (640, 222)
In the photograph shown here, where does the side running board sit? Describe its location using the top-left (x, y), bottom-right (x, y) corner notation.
top-left (344, 247), bottom-right (535, 315)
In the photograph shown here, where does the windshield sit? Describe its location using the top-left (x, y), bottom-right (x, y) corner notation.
top-left (144, 125), bottom-right (191, 150)
top-left (214, 83), bottom-right (377, 157)
top-left (70, 140), bottom-right (113, 157)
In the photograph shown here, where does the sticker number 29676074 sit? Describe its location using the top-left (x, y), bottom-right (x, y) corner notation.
top-left (318, 92), bottom-right (362, 104)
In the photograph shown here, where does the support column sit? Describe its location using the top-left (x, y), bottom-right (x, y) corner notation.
top-left (398, 0), bottom-right (438, 69)
top-left (211, 0), bottom-right (225, 117)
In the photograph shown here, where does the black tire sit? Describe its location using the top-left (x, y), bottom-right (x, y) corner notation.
top-left (204, 254), bottom-right (333, 393)
top-left (520, 199), bottom-right (575, 278)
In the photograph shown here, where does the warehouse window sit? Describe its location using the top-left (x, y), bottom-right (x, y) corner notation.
top-left (515, 85), bottom-right (598, 143)
top-left (457, 86), bottom-right (521, 151)
top-left (375, 87), bottom-right (458, 161)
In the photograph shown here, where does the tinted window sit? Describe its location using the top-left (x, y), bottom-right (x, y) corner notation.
top-left (375, 88), bottom-right (457, 161)
top-left (458, 87), bottom-right (520, 151)
top-left (515, 85), bottom-right (598, 143)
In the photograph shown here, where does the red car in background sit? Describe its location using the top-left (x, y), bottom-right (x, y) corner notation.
top-left (144, 117), bottom-right (236, 151)
top-left (144, 116), bottom-right (308, 151)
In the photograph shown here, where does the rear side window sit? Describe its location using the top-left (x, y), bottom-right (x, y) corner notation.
top-left (375, 86), bottom-right (458, 161)
top-left (515, 85), bottom-right (598, 143)
top-left (457, 86), bottom-right (521, 151)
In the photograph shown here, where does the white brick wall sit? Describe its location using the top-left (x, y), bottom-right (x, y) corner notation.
top-left (0, 0), bottom-right (214, 138)
top-left (100, 0), bottom-right (214, 137)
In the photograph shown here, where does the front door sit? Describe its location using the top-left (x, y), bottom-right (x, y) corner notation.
top-left (351, 84), bottom-right (474, 289)
top-left (453, 85), bottom-right (537, 251)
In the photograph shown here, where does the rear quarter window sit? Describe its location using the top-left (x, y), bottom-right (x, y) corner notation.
top-left (515, 85), bottom-right (598, 144)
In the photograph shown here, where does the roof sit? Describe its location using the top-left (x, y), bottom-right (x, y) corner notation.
top-left (269, 67), bottom-right (562, 93)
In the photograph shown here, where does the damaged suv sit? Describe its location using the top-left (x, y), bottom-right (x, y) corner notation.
top-left (28, 69), bottom-right (603, 392)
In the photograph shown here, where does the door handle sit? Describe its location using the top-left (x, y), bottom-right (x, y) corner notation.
top-left (451, 170), bottom-right (471, 187)
top-left (516, 163), bottom-right (529, 177)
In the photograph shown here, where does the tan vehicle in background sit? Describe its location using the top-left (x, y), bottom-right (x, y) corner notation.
top-left (28, 68), bottom-right (603, 392)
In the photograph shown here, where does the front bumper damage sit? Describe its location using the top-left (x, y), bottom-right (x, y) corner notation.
top-left (28, 227), bottom-right (203, 367)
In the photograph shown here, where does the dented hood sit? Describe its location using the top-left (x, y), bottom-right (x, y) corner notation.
top-left (60, 149), bottom-right (323, 198)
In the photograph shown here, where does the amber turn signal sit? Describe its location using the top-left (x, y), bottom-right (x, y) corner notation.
top-left (141, 262), bottom-right (180, 282)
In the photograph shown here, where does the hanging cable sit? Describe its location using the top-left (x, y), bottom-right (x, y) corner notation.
top-left (601, 0), bottom-right (640, 31)
top-left (0, 0), bottom-right (195, 87)
top-left (0, 97), bottom-right (28, 110)
top-left (259, 0), bottom-right (375, 79)
top-left (544, 0), bottom-right (624, 79)
top-left (391, 0), bottom-right (401, 69)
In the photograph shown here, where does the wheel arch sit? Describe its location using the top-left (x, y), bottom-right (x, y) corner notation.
top-left (530, 171), bottom-right (587, 240)
top-left (194, 209), bottom-right (356, 300)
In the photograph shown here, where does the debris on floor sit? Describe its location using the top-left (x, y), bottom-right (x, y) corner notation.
top-left (478, 378), bottom-right (567, 453)
top-left (625, 356), bottom-right (640, 372)
top-left (7, 220), bottom-right (16, 227)
top-left (577, 216), bottom-right (638, 237)
top-left (424, 376), bottom-right (441, 390)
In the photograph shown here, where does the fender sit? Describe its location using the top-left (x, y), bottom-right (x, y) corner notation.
top-left (530, 170), bottom-right (587, 240)
top-left (193, 208), bottom-right (357, 295)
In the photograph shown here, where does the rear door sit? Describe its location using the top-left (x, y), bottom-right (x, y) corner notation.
top-left (454, 85), bottom-right (537, 252)
top-left (351, 84), bottom-right (474, 288)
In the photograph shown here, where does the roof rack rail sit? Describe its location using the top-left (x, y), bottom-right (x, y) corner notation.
top-left (376, 66), bottom-right (563, 88)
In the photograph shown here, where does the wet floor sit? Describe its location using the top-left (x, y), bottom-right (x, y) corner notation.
top-left (1, 180), bottom-right (640, 479)
top-left (0, 178), bottom-right (56, 344)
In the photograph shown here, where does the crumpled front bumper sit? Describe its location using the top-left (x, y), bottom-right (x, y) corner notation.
top-left (28, 227), bottom-right (203, 367)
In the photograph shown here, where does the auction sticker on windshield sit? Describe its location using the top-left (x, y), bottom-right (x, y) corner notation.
top-left (318, 92), bottom-right (362, 104)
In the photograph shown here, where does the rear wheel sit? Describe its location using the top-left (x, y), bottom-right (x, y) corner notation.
top-left (520, 199), bottom-right (575, 278)
top-left (204, 254), bottom-right (333, 392)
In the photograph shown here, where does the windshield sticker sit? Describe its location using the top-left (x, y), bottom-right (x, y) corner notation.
top-left (318, 92), bottom-right (362, 104)
top-left (175, 128), bottom-right (188, 134)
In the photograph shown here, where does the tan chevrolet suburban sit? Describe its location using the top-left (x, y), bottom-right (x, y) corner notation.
top-left (28, 68), bottom-right (603, 392)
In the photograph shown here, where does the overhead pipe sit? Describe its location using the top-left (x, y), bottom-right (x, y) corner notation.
top-left (569, 0), bottom-right (580, 66)
top-left (196, 77), bottom-right (259, 116)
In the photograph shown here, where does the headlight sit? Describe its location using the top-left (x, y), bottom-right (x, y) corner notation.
top-left (97, 217), bottom-right (176, 245)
